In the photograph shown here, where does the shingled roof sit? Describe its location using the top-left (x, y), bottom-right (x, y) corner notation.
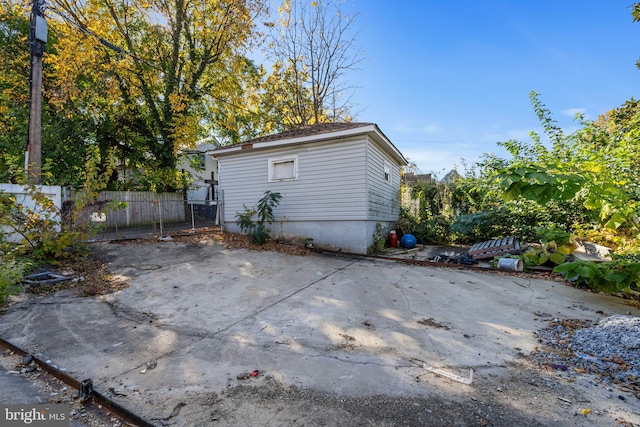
top-left (233, 122), bottom-right (376, 146)
top-left (208, 121), bottom-right (407, 165)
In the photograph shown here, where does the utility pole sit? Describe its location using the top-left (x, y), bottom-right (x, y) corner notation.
top-left (26, 0), bottom-right (47, 184)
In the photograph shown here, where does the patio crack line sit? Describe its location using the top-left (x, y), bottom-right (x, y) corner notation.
top-left (103, 261), bottom-right (357, 382)
top-left (103, 298), bottom-right (157, 324)
top-left (394, 266), bottom-right (417, 315)
top-left (190, 260), bottom-right (357, 339)
top-left (54, 303), bottom-right (100, 357)
top-left (304, 353), bottom-right (413, 368)
top-left (410, 358), bottom-right (508, 372)
top-left (512, 278), bottom-right (535, 310)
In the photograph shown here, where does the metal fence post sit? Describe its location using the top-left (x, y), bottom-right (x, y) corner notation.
top-left (190, 203), bottom-right (195, 232)
top-left (218, 190), bottom-right (224, 231)
top-left (159, 199), bottom-right (164, 236)
top-left (64, 191), bottom-right (223, 241)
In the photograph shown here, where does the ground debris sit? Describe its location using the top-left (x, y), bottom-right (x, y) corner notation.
top-left (168, 229), bottom-right (312, 256)
top-left (222, 232), bottom-right (311, 256)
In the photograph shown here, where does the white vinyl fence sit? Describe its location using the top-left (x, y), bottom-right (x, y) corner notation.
top-left (0, 183), bottom-right (62, 243)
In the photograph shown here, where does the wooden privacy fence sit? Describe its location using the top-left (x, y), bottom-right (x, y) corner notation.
top-left (97, 191), bottom-right (184, 227)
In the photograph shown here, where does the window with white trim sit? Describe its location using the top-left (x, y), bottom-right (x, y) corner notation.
top-left (383, 163), bottom-right (391, 184)
top-left (268, 155), bottom-right (299, 181)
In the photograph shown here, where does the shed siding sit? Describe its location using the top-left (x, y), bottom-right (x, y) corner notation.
top-left (220, 137), bottom-right (369, 225)
top-left (366, 137), bottom-right (402, 221)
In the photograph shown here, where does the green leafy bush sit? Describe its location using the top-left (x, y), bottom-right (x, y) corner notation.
top-left (554, 256), bottom-right (640, 295)
top-left (399, 92), bottom-right (640, 296)
top-left (235, 191), bottom-right (282, 244)
top-left (0, 185), bottom-right (86, 262)
top-left (519, 226), bottom-right (575, 269)
top-left (0, 255), bottom-right (33, 306)
top-left (450, 210), bottom-right (499, 242)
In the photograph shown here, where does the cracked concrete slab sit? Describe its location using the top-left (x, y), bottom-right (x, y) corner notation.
top-left (1, 240), bottom-right (639, 425)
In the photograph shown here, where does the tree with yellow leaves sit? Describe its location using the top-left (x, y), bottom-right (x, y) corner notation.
top-left (46, 0), bottom-right (267, 190)
top-left (0, 0), bottom-right (32, 181)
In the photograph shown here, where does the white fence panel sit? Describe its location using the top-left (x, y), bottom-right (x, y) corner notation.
top-left (0, 183), bottom-right (62, 243)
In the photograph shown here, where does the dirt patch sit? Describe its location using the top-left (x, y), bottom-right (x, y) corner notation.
top-left (219, 232), bottom-right (312, 256)
top-left (215, 374), bottom-right (537, 427)
top-left (61, 255), bottom-right (129, 296)
top-left (14, 255), bottom-right (129, 301)
top-left (108, 358), bottom-right (639, 426)
top-left (417, 317), bottom-right (452, 330)
top-left (113, 228), bottom-right (313, 257)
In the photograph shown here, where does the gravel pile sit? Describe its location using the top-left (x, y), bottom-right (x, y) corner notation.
top-left (570, 315), bottom-right (640, 381)
top-left (534, 315), bottom-right (640, 394)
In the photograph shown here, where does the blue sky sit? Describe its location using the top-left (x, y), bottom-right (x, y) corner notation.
top-left (344, 1), bottom-right (640, 176)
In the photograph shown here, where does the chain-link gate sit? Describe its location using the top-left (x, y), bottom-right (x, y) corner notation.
top-left (65, 191), bottom-right (222, 241)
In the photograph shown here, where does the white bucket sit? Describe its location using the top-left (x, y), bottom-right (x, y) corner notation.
top-left (497, 257), bottom-right (523, 272)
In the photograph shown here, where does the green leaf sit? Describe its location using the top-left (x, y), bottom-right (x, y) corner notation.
top-left (503, 174), bottom-right (522, 186)
top-left (583, 197), bottom-right (602, 210)
top-left (623, 262), bottom-right (640, 272)
top-left (554, 261), bottom-right (580, 273)
top-left (549, 252), bottom-right (566, 265)
top-left (576, 264), bottom-right (601, 279)
top-left (538, 253), bottom-right (550, 265)
top-left (557, 245), bottom-right (573, 255)
top-left (604, 212), bottom-right (626, 230)
top-left (503, 186), bottom-right (521, 201)
top-left (603, 271), bottom-right (627, 283)
top-left (524, 172), bottom-right (551, 183)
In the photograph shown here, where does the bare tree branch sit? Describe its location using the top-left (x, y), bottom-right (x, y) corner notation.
top-left (269, 0), bottom-right (363, 126)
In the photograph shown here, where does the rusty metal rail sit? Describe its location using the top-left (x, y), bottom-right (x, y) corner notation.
top-left (0, 337), bottom-right (155, 427)
top-left (313, 247), bottom-right (470, 270)
top-left (313, 247), bottom-right (545, 278)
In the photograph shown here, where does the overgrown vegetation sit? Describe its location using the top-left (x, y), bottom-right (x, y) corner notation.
top-left (367, 223), bottom-right (387, 254)
top-left (555, 256), bottom-right (640, 296)
top-left (0, 149), bottom-right (118, 305)
top-left (518, 227), bottom-right (575, 270)
top-left (0, 255), bottom-right (34, 305)
top-left (401, 92), bottom-right (640, 296)
top-left (0, 0), bottom-right (363, 192)
top-left (235, 191), bottom-right (283, 244)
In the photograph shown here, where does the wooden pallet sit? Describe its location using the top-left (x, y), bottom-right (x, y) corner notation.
top-left (468, 236), bottom-right (521, 260)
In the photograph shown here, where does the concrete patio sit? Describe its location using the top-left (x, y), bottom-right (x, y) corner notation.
top-left (1, 239), bottom-right (638, 425)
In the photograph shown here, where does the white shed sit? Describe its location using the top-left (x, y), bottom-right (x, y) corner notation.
top-left (208, 123), bottom-right (408, 254)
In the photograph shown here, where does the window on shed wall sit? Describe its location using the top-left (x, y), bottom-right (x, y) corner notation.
top-left (383, 163), bottom-right (391, 184)
top-left (269, 155), bottom-right (298, 181)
